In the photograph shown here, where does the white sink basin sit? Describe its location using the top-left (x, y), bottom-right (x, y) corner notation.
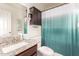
top-left (1, 41), bottom-right (28, 53)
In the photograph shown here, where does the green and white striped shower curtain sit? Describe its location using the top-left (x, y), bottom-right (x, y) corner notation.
top-left (42, 4), bottom-right (79, 56)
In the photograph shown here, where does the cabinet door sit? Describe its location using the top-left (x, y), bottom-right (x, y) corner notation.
top-left (30, 7), bottom-right (41, 25)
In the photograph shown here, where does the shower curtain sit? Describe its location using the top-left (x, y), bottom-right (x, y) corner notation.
top-left (42, 4), bottom-right (79, 56)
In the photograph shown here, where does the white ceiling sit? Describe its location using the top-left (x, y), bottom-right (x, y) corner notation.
top-left (20, 3), bottom-right (65, 11)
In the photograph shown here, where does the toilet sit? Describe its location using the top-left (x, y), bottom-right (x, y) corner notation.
top-left (37, 46), bottom-right (63, 56)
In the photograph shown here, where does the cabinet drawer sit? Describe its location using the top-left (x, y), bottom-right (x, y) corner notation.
top-left (16, 44), bottom-right (37, 56)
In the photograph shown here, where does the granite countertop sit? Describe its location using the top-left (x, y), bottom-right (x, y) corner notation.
top-left (0, 39), bottom-right (40, 56)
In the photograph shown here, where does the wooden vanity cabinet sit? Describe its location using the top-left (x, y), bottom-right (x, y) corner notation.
top-left (29, 7), bottom-right (41, 25)
top-left (16, 44), bottom-right (37, 56)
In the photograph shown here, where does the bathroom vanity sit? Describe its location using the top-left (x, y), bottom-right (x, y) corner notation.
top-left (0, 38), bottom-right (41, 56)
